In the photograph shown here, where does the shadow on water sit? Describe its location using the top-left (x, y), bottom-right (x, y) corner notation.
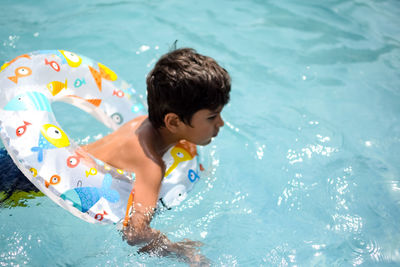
top-left (0, 149), bottom-right (43, 208)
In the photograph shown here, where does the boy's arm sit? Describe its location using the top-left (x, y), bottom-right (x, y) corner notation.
top-left (122, 160), bottom-right (208, 265)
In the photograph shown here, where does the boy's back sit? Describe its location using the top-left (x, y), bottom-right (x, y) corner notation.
top-left (83, 115), bottom-right (164, 174)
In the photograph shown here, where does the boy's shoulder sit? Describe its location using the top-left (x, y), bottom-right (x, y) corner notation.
top-left (82, 115), bottom-right (163, 175)
top-left (129, 116), bottom-right (166, 171)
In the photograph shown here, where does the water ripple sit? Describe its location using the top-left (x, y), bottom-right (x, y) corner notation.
top-left (347, 235), bottom-right (383, 265)
top-left (263, 243), bottom-right (297, 266)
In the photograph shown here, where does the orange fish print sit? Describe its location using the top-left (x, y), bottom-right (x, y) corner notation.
top-left (8, 66), bottom-right (32, 84)
top-left (16, 121), bottom-right (32, 137)
top-left (113, 89), bottom-right (124, 98)
top-left (88, 63), bottom-right (118, 92)
top-left (44, 58), bottom-right (61, 72)
top-left (45, 174), bottom-right (61, 188)
top-left (1, 54), bottom-right (30, 72)
top-left (66, 95), bottom-right (102, 107)
top-left (95, 210), bottom-right (108, 221)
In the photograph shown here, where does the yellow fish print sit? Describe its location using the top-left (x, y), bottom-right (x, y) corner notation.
top-left (47, 79), bottom-right (68, 96)
top-left (59, 50), bottom-right (82, 67)
top-left (41, 124), bottom-right (70, 148)
top-left (31, 124), bottom-right (70, 162)
top-left (164, 140), bottom-right (197, 177)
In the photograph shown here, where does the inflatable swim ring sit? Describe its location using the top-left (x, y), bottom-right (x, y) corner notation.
top-left (0, 50), bottom-right (202, 224)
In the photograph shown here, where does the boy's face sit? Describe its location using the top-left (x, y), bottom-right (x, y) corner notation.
top-left (182, 106), bottom-right (225, 146)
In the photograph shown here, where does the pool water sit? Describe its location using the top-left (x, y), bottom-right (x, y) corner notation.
top-left (1, 0), bottom-right (400, 266)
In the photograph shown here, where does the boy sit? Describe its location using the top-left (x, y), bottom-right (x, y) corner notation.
top-left (83, 48), bottom-right (231, 263)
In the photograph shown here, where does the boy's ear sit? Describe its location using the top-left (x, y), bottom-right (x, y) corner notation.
top-left (164, 113), bottom-right (183, 133)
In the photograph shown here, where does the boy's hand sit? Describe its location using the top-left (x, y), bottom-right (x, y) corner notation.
top-left (172, 239), bottom-right (210, 266)
top-left (138, 237), bottom-right (210, 266)
top-left (123, 211), bottom-right (209, 266)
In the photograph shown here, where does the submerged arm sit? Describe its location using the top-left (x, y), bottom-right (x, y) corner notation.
top-left (123, 209), bottom-right (205, 262)
top-left (122, 161), bottom-right (208, 265)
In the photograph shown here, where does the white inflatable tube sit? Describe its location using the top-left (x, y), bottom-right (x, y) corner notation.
top-left (0, 50), bottom-right (202, 225)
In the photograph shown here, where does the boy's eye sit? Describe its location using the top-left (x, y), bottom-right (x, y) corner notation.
top-left (207, 115), bottom-right (217, 120)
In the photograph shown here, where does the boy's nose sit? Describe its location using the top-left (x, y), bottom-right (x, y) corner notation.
top-left (217, 114), bottom-right (224, 128)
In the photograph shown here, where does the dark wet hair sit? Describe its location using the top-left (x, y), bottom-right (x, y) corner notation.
top-left (146, 48), bottom-right (231, 129)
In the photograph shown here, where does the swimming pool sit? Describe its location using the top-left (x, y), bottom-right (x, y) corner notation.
top-left (1, 0), bottom-right (400, 265)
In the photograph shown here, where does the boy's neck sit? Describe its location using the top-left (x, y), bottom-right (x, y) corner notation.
top-left (153, 125), bottom-right (182, 155)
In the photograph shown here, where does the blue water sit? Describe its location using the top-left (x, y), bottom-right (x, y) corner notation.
top-left (1, 0), bottom-right (400, 266)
